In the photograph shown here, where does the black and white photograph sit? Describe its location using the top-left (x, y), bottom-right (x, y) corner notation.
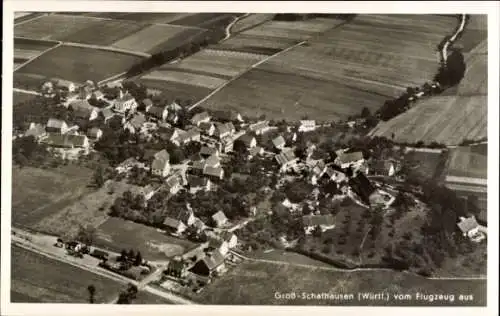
top-left (1, 1), bottom-right (498, 316)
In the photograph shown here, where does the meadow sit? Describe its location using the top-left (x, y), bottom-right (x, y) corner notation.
top-left (445, 144), bottom-right (487, 180)
top-left (11, 245), bottom-right (123, 303)
top-left (14, 38), bottom-right (58, 61)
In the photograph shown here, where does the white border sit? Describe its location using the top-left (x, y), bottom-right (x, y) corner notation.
top-left (2, 1), bottom-right (498, 316)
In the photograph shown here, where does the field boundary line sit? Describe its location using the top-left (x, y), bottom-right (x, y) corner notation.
top-left (14, 13), bottom-right (49, 26)
top-left (62, 42), bottom-right (151, 58)
top-left (14, 41), bottom-right (63, 72)
top-left (188, 39), bottom-right (307, 112)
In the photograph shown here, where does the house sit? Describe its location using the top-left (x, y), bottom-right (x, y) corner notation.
top-left (140, 184), bottom-right (160, 201)
top-left (324, 166), bottom-right (347, 183)
top-left (272, 135), bottom-right (286, 150)
top-left (165, 256), bottom-right (187, 278)
top-left (90, 249), bottom-right (109, 261)
top-left (163, 217), bottom-right (188, 235)
top-left (115, 158), bottom-right (145, 174)
top-left (190, 111), bottom-right (211, 126)
top-left (189, 250), bottom-right (225, 277)
top-left (208, 238), bottom-right (230, 256)
top-left (275, 148), bottom-right (298, 173)
top-left (367, 160), bottom-right (396, 177)
top-left (165, 175), bottom-right (182, 195)
top-left (200, 146), bottom-right (219, 159)
top-left (211, 211), bottom-right (228, 227)
top-left (248, 120), bottom-right (270, 135)
top-left (46, 118), bottom-right (69, 134)
top-left (214, 122), bottom-right (231, 139)
top-left (167, 101), bottom-right (183, 112)
top-left (142, 98), bottom-right (154, 112)
top-left (188, 175), bottom-right (212, 194)
top-left (237, 134), bottom-right (257, 148)
top-left (247, 146), bottom-right (264, 159)
top-left (74, 106), bottom-right (100, 121)
top-left (219, 136), bottom-right (234, 153)
top-left (191, 160), bottom-right (206, 176)
top-left (199, 122), bottom-right (216, 136)
top-left (164, 128), bottom-right (186, 146)
top-left (204, 166), bottom-right (224, 180)
top-left (457, 216), bottom-right (487, 243)
top-left (147, 105), bottom-right (168, 121)
top-left (25, 123), bottom-right (46, 139)
top-left (57, 80), bottom-right (76, 93)
top-left (309, 160), bottom-right (327, 185)
top-left (205, 154), bottom-right (221, 168)
top-left (221, 232), bottom-right (238, 249)
top-left (349, 171), bottom-right (376, 205)
top-left (40, 133), bottom-right (89, 149)
top-left (179, 207), bottom-right (196, 226)
top-left (113, 91), bottom-right (137, 113)
top-left (298, 120), bottom-right (316, 132)
top-left (91, 90), bottom-right (104, 100)
top-left (124, 113), bottom-right (146, 134)
top-left (167, 112), bottom-right (179, 125)
top-left (178, 128), bottom-right (201, 145)
top-left (212, 110), bottom-right (243, 122)
top-left (87, 127), bottom-right (103, 140)
top-left (334, 151), bottom-right (365, 169)
top-left (100, 108), bottom-right (115, 123)
top-left (282, 198), bottom-right (300, 212)
top-left (302, 214), bottom-right (335, 235)
top-left (151, 150), bottom-right (171, 177)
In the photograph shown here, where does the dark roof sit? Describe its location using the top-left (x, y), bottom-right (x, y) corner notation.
top-left (148, 106), bottom-right (166, 118)
top-left (101, 108), bottom-right (114, 119)
top-left (349, 172), bottom-right (376, 204)
top-left (203, 166), bottom-right (223, 178)
top-left (199, 122), bottom-right (214, 131)
top-left (370, 160), bottom-right (394, 174)
top-left (69, 99), bottom-right (93, 111)
top-left (142, 98), bottom-right (153, 107)
top-left (237, 134), bottom-right (256, 147)
top-left (200, 146), bottom-right (218, 156)
top-left (188, 175), bottom-right (209, 187)
top-left (87, 127), bottom-right (102, 138)
top-left (152, 150), bottom-right (170, 170)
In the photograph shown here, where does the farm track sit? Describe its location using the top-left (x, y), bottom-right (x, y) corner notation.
top-left (223, 13), bottom-right (251, 41)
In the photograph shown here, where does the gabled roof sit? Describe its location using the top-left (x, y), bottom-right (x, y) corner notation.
top-left (370, 160), bottom-right (394, 174)
top-left (337, 151), bottom-right (364, 164)
top-left (148, 105), bottom-right (167, 118)
top-left (192, 160), bottom-right (206, 171)
top-left (191, 111), bottom-right (210, 124)
top-left (221, 231), bottom-right (237, 242)
top-left (163, 217), bottom-right (183, 229)
top-left (168, 101), bottom-right (182, 112)
top-left (41, 133), bottom-right (88, 148)
top-left (204, 166), bottom-right (223, 178)
top-left (211, 210), bottom-right (227, 223)
top-left (205, 154), bottom-right (221, 167)
top-left (275, 148), bottom-right (297, 165)
top-left (457, 216), bottom-right (479, 233)
top-left (188, 175), bottom-right (209, 187)
top-left (101, 108), bottom-right (114, 119)
top-left (202, 250), bottom-right (225, 270)
top-left (115, 92), bottom-right (135, 102)
top-left (165, 175), bottom-right (181, 189)
top-left (272, 135), bottom-right (286, 148)
top-left (87, 127), bottom-right (102, 138)
top-left (302, 214), bottom-right (335, 227)
top-left (215, 122), bottom-right (230, 136)
top-left (25, 124), bottom-right (46, 137)
top-left (152, 150), bottom-right (170, 171)
top-left (212, 109), bottom-right (242, 122)
top-left (199, 122), bottom-right (214, 131)
top-left (47, 118), bottom-right (66, 129)
top-left (237, 133), bottom-right (256, 147)
top-left (248, 146), bottom-right (263, 156)
top-left (69, 99), bottom-right (93, 111)
top-left (128, 113), bottom-right (146, 129)
top-left (200, 146), bottom-right (218, 157)
top-left (74, 106), bottom-right (97, 119)
top-left (249, 120), bottom-right (268, 132)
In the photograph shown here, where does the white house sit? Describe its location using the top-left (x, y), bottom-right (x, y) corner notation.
top-left (151, 149), bottom-right (170, 177)
top-left (46, 118), bottom-right (69, 134)
top-left (249, 121), bottom-right (270, 135)
top-left (113, 90), bottom-right (137, 113)
top-left (275, 148), bottom-right (298, 173)
top-left (191, 111), bottom-right (211, 126)
top-left (457, 216), bottom-right (487, 243)
top-left (272, 135), bottom-right (286, 150)
top-left (298, 120), bottom-right (316, 132)
top-left (165, 175), bottom-right (182, 195)
top-left (87, 127), bottom-right (103, 140)
top-left (334, 151), bottom-right (365, 169)
top-left (211, 211), bottom-right (228, 227)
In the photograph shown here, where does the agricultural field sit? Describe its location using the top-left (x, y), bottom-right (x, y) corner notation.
top-left (11, 165), bottom-right (93, 230)
top-left (15, 45), bottom-right (144, 87)
top-left (111, 24), bottom-right (205, 54)
top-left (15, 14), bottom-right (149, 47)
top-left (404, 148), bottom-right (449, 180)
top-left (14, 38), bottom-right (58, 61)
top-left (141, 69), bottom-right (228, 90)
top-left (33, 180), bottom-right (141, 238)
top-left (231, 14), bottom-right (275, 34)
top-left (197, 260), bottom-right (486, 306)
top-left (11, 245), bottom-right (123, 303)
top-left (13, 91), bottom-right (37, 106)
top-left (133, 291), bottom-right (174, 304)
top-left (217, 33), bottom-right (299, 55)
top-left (61, 12), bottom-right (195, 24)
top-left (137, 77), bottom-right (213, 104)
top-left (159, 49), bottom-right (267, 78)
top-left (167, 13), bottom-right (236, 28)
top-left (198, 68), bottom-right (387, 121)
top-left (94, 217), bottom-right (195, 261)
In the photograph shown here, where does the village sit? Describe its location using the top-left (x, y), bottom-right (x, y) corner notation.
top-left (15, 77), bottom-right (487, 297)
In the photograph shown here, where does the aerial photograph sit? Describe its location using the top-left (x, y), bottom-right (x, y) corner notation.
top-left (9, 11), bottom-right (487, 306)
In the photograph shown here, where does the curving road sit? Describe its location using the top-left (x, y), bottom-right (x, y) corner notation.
top-left (441, 14), bottom-right (468, 65)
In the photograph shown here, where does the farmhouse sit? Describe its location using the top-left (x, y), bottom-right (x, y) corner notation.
top-left (100, 108), bottom-right (115, 123)
top-left (367, 160), bottom-right (396, 177)
top-left (191, 111), bottom-right (211, 126)
top-left (205, 154), bottom-right (221, 168)
top-left (208, 238), bottom-right (230, 256)
top-left (204, 166), bottom-right (224, 180)
top-left (302, 214), bottom-right (335, 235)
top-left (46, 118), bottom-right (69, 134)
top-left (168, 101), bottom-right (183, 112)
top-left (298, 120), bottom-right (316, 132)
top-left (151, 149), bottom-right (171, 177)
top-left (124, 113), bottom-right (146, 134)
top-left (113, 91), bottom-right (137, 113)
top-left (25, 123), bottom-right (46, 139)
top-left (199, 122), bottom-right (216, 136)
top-left (200, 146), bottom-right (219, 159)
top-left (220, 136), bottom-right (234, 153)
top-left (249, 120), bottom-right (270, 135)
top-left (272, 135), bottom-right (286, 150)
top-left (40, 133), bottom-right (90, 149)
top-left (334, 151), bottom-right (365, 169)
top-left (275, 148), bottom-right (299, 173)
top-left (178, 128), bottom-right (201, 145)
top-left (457, 216), bottom-right (487, 243)
top-left (165, 175), bottom-right (182, 195)
top-left (211, 211), bottom-right (228, 227)
top-left (187, 175), bottom-right (212, 194)
top-left (87, 127), bottom-right (103, 140)
top-left (163, 217), bottom-right (188, 235)
top-left (221, 231), bottom-right (238, 249)
top-left (248, 146), bottom-right (264, 159)
top-left (189, 250), bottom-right (225, 278)
top-left (147, 105), bottom-right (169, 121)
top-left (237, 134), bottom-right (257, 148)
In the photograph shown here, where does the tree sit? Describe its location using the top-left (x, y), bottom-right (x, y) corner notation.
top-left (361, 107), bottom-right (371, 118)
top-left (92, 165), bottom-right (105, 188)
top-left (87, 284), bottom-right (96, 304)
top-left (76, 225), bottom-right (97, 246)
top-left (134, 251), bottom-right (143, 266)
top-left (119, 249), bottom-right (128, 261)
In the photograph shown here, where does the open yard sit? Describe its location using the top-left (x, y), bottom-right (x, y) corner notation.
top-left (12, 165), bottom-right (93, 229)
top-left (94, 217), bottom-right (195, 261)
top-left (15, 44), bottom-right (144, 86)
top-left (11, 245), bottom-right (123, 303)
top-left (15, 14), bottom-right (149, 46)
top-left (33, 180), bottom-right (141, 237)
top-left (196, 260), bottom-right (486, 306)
